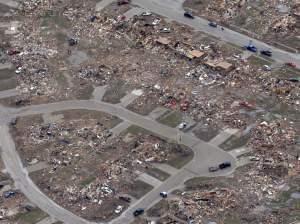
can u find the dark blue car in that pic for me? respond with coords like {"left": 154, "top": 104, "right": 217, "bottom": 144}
{"left": 133, "top": 208, "right": 144, "bottom": 217}
{"left": 244, "top": 45, "right": 257, "bottom": 52}
{"left": 245, "top": 45, "right": 257, "bottom": 52}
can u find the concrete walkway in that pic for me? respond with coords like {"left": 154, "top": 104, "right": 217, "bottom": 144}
{"left": 92, "top": 86, "right": 107, "bottom": 101}
{"left": 152, "top": 163, "right": 178, "bottom": 175}
{"left": 109, "top": 120, "right": 131, "bottom": 137}
{"left": 209, "top": 128, "right": 239, "bottom": 146}
{"left": 137, "top": 172, "right": 162, "bottom": 187}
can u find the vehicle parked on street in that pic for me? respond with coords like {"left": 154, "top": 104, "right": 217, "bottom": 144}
{"left": 219, "top": 162, "right": 231, "bottom": 169}
{"left": 244, "top": 45, "right": 257, "bottom": 52}
{"left": 263, "top": 65, "right": 272, "bottom": 71}
{"left": 133, "top": 208, "right": 144, "bottom": 217}
{"left": 141, "top": 11, "right": 152, "bottom": 16}
{"left": 160, "top": 191, "right": 168, "bottom": 198}
{"left": 208, "top": 166, "right": 219, "bottom": 172}
{"left": 260, "top": 50, "right": 272, "bottom": 57}
{"left": 208, "top": 21, "right": 217, "bottom": 27}
{"left": 184, "top": 11, "right": 194, "bottom": 19}
{"left": 178, "top": 122, "right": 187, "bottom": 130}
{"left": 117, "top": 0, "right": 130, "bottom": 5}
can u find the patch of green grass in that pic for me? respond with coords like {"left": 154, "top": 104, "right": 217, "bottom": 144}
{"left": 76, "top": 84, "right": 94, "bottom": 100}
{"left": 167, "top": 149, "right": 194, "bottom": 169}
{"left": 0, "top": 77, "right": 17, "bottom": 91}
{"left": 102, "top": 80, "right": 131, "bottom": 104}
{"left": 248, "top": 55, "right": 272, "bottom": 67}
{"left": 53, "top": 109, "right": 122, "bottom": 129}
{"left": 124, "top": 125, "right": 154, "bottom": 136}
{"left": 145, "top": 168, "right": 170, "bottom": 181}
{"left": 184, "top": 177, "right": 214, "bottom": 188}
{"left": 147, "top": 199, "right": 169, "bottom": 217}
{"left": 56, "top": 73, "right": 68, "bottom": 85}
{"left": 219, "top": 133, "right": 251, "bottom": 151}
{"left": 224, "top": 215, "right": 241, "bottom": 224}
{"left": 0, "top": 68, "right": 14, "bottom": 80}
{"left": 41, "top": 10, "right": 71, "bottom": 29}
{"left": 14, "top": 208, "right": 48, "bottom": 224}
{"left": 80, "top": 176, "right": 96, "bottom": 186}
{"left": 157, "top": 111, "right": 182, "bottom": 128}
{"left": 128, "top": 180, "right": 153, "bottom": 199}
{"left": 221, "top": 42, "right": 243, "bottom": 56}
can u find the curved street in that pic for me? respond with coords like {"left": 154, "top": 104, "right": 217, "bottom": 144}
{"left": 0, "top": 97, "right": 235, "bottom": 224}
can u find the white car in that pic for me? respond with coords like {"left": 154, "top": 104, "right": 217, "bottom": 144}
{"left": 141, "top": 11, "right": 152, "bottom": 16}
{"left": 178, "top": 122, "right": 187, "bottom": 130}
{"left": 263, "top": 65, "right": 271, "bottom": 71}
{"left": 114, "top": 205, "right": 123, "bottom": 214}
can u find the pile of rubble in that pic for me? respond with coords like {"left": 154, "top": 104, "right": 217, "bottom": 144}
{"left": 15, "top": 118, "right": 113, "bottom": 167}
{"left": 169, "top": 188, "right": 237, "bottom": 222}
{"left": 131, "top": 135, "right": 190, "bottom": 163}
{"left": 77, "top": 64, "right": 115, "bottom": 86}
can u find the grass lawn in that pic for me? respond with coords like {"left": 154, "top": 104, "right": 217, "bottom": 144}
{"left": 157, "top": 111, "right": 182, "bottom": 128}
{"left": 13, "top": 208, "right": 48, "bottom": 224}
{"left": 145, "top": 167, "right": 170, "bottom": 181}
{"left": 128, "top": 180, "right": 153, "bottom": 199}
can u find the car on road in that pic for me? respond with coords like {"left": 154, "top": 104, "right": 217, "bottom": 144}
{"left": 178, "top": 122, "right": 187, "bottom": 130}
{"left": 160, "top": 191, "right": 168, "bottom": 198}
{"left": 184, "top": 11, "right": 194, "bottom": 19}
{"left": 263, "top": 65, "right": 272, "bottom": 71}
{"left": 141, "top": 11, "right": 152, "bottom": 16}
{"left": 133, "top": 208, "right": 144, "bottom": 217}
{"left": 117, "top": 0, "right": 130, "bottom": 5}
{"left": 219, "top": 162, "right": 231, "bottom": 169}
{"left": 208, "top": 21, "right": 217, "bottom": 27}
{"left": 260, "top": 50, "right": 272, "bottom": 57}
{"left": 244, "top": 45, "right": 257, "bottom": 52}
{"left": 208, "top": 166, "right": 219, "bottom": 172}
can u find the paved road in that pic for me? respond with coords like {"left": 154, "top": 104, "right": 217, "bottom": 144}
{"left": 0, "top": 89, "right": 19, "bottom": 99}
{"left": 131, "top": 0, "right": 300, "bottom": 67}
{"left": 9, "top": 99, "right": 235, "bottom": 224}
